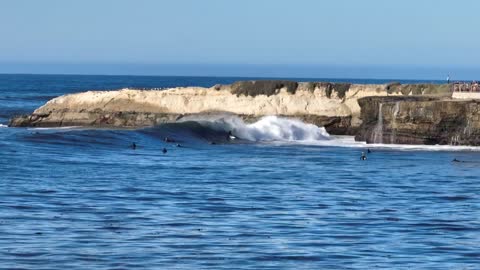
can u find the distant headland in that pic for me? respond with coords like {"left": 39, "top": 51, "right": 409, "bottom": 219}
{"left": 10, "top": 80, "right": 480, "bottom": 146}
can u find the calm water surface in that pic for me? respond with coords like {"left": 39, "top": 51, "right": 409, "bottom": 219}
{"left": 0, "top": 75, "right": 479, "bottom": 269}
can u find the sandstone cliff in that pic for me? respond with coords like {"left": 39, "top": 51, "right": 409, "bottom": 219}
{"left": 9, "top": 80, "right": 452, "bottom": 135}
{"left": 355, "top": 96, "right": 480, "bottom": 145}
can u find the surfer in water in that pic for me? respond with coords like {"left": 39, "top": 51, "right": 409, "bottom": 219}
{"left": 228, "top": 130, "right": 236, "bottom": 141}
{"left": 164, "top": 137, "right": 175, "bottom": 143}
{"left": 131, "top": 142, "right": 137, "bottom": 150}
{"left": 361, "top": 152, "right": 367, "bottom": 160}
{"left": 162, "top": 148, "right": 167, "bottom": 154}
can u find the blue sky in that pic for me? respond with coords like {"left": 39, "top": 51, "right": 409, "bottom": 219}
{"left": 1, "top": 0, "right": 479, "bottom": 79}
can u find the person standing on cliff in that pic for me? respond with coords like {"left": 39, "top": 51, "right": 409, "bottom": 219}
{"left": 447, "top": 74, "right": 450, "bottom": 84}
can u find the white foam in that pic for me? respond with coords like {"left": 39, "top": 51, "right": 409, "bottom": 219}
{"left": 293, "top": 136, "right": 480, "bottom": 152}
{"left": 27, "top": 126, "right": 87, "bottom": 130}
{"left": 26, "top": 126, "right": 87, "bottom": 133}
{"left": 0, "top": 124, "right": 7, "bottom": 128}
{"left": 236, "top": 116, "right": 331, "bottom": 141}
{"left": 180, "top": 115, "right": 331, "bottom": 142}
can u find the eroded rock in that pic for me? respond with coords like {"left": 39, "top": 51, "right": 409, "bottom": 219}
{"left": 355, "top": 96, "right": 480, "bottom": 145}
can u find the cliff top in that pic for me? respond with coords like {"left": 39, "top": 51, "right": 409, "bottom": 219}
{"left": 121, "top": 80, "right": 452, "bottom": 98}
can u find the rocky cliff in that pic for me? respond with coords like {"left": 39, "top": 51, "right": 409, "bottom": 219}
{"left": 355, "top": 96, "right": 480, "bottom": 145}
{"left": 9, "top": 80, "right": 452, "bottom": 135}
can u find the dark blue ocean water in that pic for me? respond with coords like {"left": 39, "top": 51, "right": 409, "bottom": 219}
{"left": 1, "top": 74, "right": 480, "bottom": 269}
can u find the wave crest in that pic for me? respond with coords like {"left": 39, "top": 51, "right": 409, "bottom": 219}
{"left": 180, "top": 115, "right": 331, "bottom": 142}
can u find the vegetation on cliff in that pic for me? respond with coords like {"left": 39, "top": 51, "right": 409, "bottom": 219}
{"left": 231, "top": 80, "right": 299, "bottom": 97}
{"left": 305, "top": 82, "right": 352, "bottom": 98}
{"left": 230, "top": 80, "right": 353, "bottom": 99}
{"left": 386, "top": 83, "right": 451, "bottom": 96}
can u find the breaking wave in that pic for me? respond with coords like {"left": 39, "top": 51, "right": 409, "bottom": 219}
{"left": 19, "top": 115, "right": 480, "bottom": 152}
{"left": 177, "top": 115, "right": 331, "bottom": 142}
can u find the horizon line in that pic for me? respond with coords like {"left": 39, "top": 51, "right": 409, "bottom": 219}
{"left": 0, "top": 62, "right": 475, "bottom": 81}
{"left": 0, "top": 72, "right": 453, "bottom": 83}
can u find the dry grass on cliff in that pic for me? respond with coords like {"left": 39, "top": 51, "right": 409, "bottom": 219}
{"left": 231, "top": 80, "right": 299, "bottom": 97}
{"left": 305, "top": 82, "right": 352, "bottom": 98}
{"left": 231, "top": 80, "right": 353, "bottom": 98}
{"left": 386, "top": 83, "right": 452, "bottom": 96}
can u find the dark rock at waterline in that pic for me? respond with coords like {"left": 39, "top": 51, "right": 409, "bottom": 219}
{"left": 355, "top": 96, "right": 480, "bottom": 145}
{"left": 295, "top": 115, "right": 355, "bottom": 135}
{"left": 9, "top": 112, "right": 184, "bottom": 128}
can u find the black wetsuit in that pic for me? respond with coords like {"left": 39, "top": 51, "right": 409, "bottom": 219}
{"left": 164, "top": 137, "right": 175, "bottom": 143}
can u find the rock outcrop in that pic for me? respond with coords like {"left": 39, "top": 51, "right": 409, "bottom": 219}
{"left": 355, "top": 96, "right": 480, "bottom": 145}
{"left": 9, "top": 80, "right": 452, "bottom": 136}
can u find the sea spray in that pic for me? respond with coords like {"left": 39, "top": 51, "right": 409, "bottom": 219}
{"left": 463, "top": 118, "right": 472, "bottom": 136}
{"left": 373, "top": 103, "right": 383, "bottom": 144}
{"left": 237, "top": 116, "right": 331, "bottom": 141}
{"left": 390, "top": 101, "right": 400, "bottom": 144}
{"left": 178, "top": 115, "right": 331, "bottom": 142}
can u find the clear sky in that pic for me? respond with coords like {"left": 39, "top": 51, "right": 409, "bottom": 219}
{"left": 1, "top": 0, "right": 479, "bottom": 79}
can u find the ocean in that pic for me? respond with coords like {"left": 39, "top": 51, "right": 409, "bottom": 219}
{"left": 1, "top": 74, "right": 479, "bottom": 269}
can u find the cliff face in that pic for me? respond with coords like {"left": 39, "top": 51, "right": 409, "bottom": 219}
{"left": 355, "top": 96, "right": 480, "bottom": 145}
{"left": 9, "top": 80, "right": 452, "bottom": 135}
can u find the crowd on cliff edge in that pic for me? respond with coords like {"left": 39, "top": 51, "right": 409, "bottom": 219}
{"left": 452, "top": 81, "right": 480, "bottom": 92}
